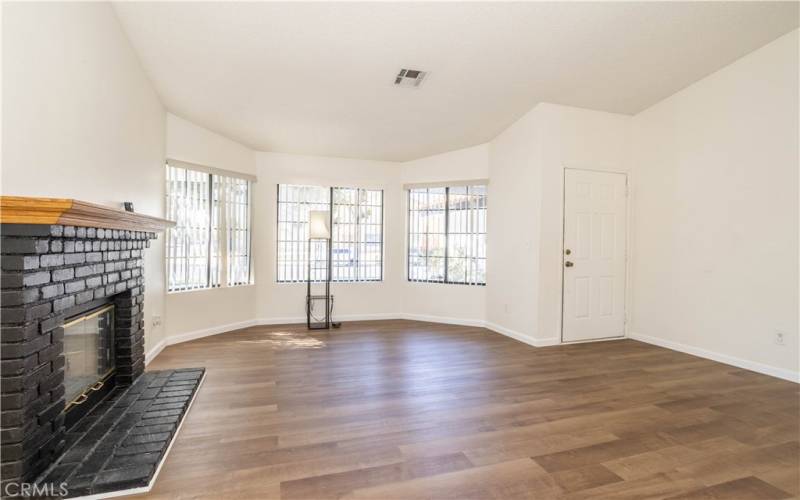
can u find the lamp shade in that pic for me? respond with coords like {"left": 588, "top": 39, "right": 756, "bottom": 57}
{"left": 308, "top": 210, "right": 331, "bottom": 239}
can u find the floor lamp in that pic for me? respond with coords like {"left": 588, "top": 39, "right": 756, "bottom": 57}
{"left": 307, "top": 210, "right": 332, "bottom": 330}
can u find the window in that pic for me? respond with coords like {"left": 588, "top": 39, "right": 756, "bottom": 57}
{"left": 277, "top": 184, "right": 384, "bottom": 283}
{"left": 222, "top": 176, "right": 252, "bottom": 286}
{"left": 408, "top": 185, "right": 486, "bottom": 285}
{"left": 166, "top": 163, "right": 252, "bottom": 292}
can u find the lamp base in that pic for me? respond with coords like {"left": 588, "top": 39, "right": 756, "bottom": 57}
{"left": 306, "top": 294, "right": 334, "bottom": 330}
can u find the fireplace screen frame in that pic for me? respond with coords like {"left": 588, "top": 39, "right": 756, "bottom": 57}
{"left": 63, "top": 303, "right": 116, "bottom": 414}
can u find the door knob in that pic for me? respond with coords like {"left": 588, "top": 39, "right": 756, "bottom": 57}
{"left": 565, "top": 261, "right": 574, "bottom": 267}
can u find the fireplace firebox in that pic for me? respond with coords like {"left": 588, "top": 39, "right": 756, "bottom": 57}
{"left": 63, "top": 303, "right": 117, "bottom": 429}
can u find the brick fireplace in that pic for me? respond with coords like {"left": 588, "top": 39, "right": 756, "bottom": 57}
{"left": 0, "top": 197, "right": 175, "bottom": 491}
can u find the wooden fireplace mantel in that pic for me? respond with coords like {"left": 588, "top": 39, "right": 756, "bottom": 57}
{"left": 0, "top": 196, "right": 175, "bottom": 232}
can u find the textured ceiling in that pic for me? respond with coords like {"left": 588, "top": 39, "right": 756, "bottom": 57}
{"left": 114, "top": 2, "right": 799, "bottom": 161}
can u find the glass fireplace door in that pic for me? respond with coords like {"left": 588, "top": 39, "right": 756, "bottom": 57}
{"left": 64, "top": 304, "right": 115, "bottom": 405}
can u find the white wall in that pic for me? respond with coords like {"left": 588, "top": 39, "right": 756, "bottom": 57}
{"left": 486, "top": 104, "right": 631, "bottom": 345}
{"left": 486, "top": 110, "right": 543, "bottom": 342}
{"left": 534, "top": 104, "right": 631, "bottom": 343}
{"left": 630, "top": 30, "right": 799, "bottom": 381}
{"left": 167, "top": 113, "right": 256, "bottom": 176}
{"left": 401, "top": 144, "right": 490, "bottom": 185}
{"left": 164, "top": 113, "right": 258, "bottom": 340}
{"left": 254, "top": 152, "right": 404, "bottom": 322}
{"left": 1, "top": 2, "right": 168, "bottom": 349}
{"left": 400, "top": 144, "right": 489, "bottom": 324}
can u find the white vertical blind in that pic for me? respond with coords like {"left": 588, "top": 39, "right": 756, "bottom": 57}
{"left": 223, "top": 176, "right": 252, "bottom": 286}
{"left": 166, "top": 164, "right": 252, "bottom": 292}
{"left": 276, "top": 185, "right": 330, "bottom": 282}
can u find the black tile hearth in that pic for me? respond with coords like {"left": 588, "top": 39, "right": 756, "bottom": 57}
{"left": 35, "top": 368, "right": 204, "bottom": 498}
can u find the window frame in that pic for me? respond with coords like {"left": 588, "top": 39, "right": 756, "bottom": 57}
{"left": 406, "top": 185, "right": 487, "bottom": 286}
{"left": 275, "top": 184, "right": 385, "bottom": 284}
{"left": 165, "top": 163, "right": 253, "bottom": 293}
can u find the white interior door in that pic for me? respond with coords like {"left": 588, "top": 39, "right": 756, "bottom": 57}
{"left": 562, "top": 168, "right": 627, "bottom": 342}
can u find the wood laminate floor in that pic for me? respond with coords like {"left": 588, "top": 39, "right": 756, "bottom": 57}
{"left": 132, "top": 320, "right": 799, "bottom": 499}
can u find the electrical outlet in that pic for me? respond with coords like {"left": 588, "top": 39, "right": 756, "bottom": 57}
{"left": 152, "top": 315, "right": 162, "bottom": 328}
{"left": 774, "top": 331, "right": 785, "bottom": 346}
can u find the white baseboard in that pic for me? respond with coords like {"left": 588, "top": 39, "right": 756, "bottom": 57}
{"left": 147, "top": 320, "right": 798, "bottom": 385}
{"left": 402, "top": 313, "right": 486, "bottom": 328}
{"left": 257, "top": 312, "right": 402, "bottom": 325}
{"left": 146, "top": 320, "right": 259, "bottom": 365}
{"left": 483, "top": 321, "right": 559, "bottom": 347}
{"left": 255, "top": 316, "right": 305, "bottom": 325}
{"left": 146, "top": 319, "right": 257, "bottom": 364}
{"left": 146, "top": 314, "right": 561, "bottom": 365}
{"left": 629, "top": 332, "right": 799, "bottom": 384}
{"left": 144, "top": 338, "right": 167, "bottom": 366}
{"left": 167, "top": 319, "right": 259, "bottom": 345}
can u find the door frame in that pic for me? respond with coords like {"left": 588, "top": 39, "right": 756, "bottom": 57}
{"left": 559, "top": 166, "right": 632, "bottom": 344}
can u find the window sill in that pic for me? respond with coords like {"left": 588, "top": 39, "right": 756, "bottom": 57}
{"left": 275, "top": 280, "right": 384, "bottom": 285}
{"left": 167, "top": 283, "right": 255, "bottom": 295}
{"left": 406, "top": 280, "right": 486, "bottom": 287}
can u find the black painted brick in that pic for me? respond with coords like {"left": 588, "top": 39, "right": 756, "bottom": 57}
{"left": 64, "top": 252, "right": 86, "bottom": 265}
{"left": 1, "top": 289, "right": 24, "bottom": 306}
{"left": 1, "top": 224, "right": 54, "bottom": 237}
{"left": 106, "top": 452, "right": 161, "bottom": 470}
{"left": 39, "top": 254, "right": 64, "bottom": 267}
{"left": 2, "top": 271, "right": 24, "bottom": 288}
{"left": 2, "top": 255, "right": 40, "bottom": 271}
{"left": 75, "top": 290, "right": 94, "bottom": 305}
{"left": 39, "top": 315, "right": 63, "bottom": 333}
{"left": 1, "top": 238, "right": 49, "bottom": 254}
{"left": 0, "top": 323, "right": 38, "bottom": 342}
{"left": 64, "top": 279, "right": 86, "bottom": 294}
{"left": 122, "top": 432, "right": 170, "bottom": 446}
{"left": 53, "top": 295, "right": 75, "bottom": 312}
{"left": 51, "top": 327, "right": 64, "bottom": 343}
{"left": 143, "top": 408, "right": 182, "bottom": 418}
{"left": 74, "top": 265, "right": 95, "bottom": 278}
{"left": 38, "top": 342, "right": 63, "bottom": 364}
{"left": 41, "top": 283, "right": 64, "bottom": 299}
{"left": 2, "top": 302, "right": 51, "bottom": 322}
{"left": 51, "top": 268, "right": 74, "bottom": 282}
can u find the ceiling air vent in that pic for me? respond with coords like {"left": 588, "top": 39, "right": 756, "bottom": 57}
{"left": 394, "top": 68, "right": 428, "bottom": 88}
